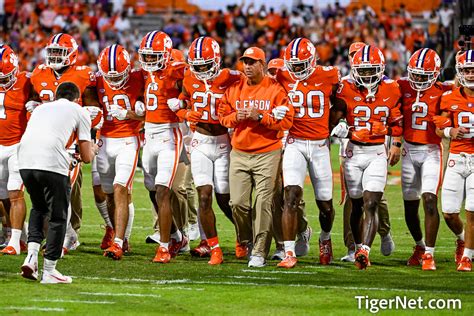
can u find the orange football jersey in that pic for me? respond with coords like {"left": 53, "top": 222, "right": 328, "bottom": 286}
{"left": 30, "top": 64, "right": 96, "bottom": 104}
{"left": 97, "top": 69, "right": 145, "bottom": 138}
{"left": 0, "top": 72, "right": 31, "bottom": 146}
{"left": 182, "top": 68, "right": 243, "bottom": 124}
{"left": 336, "top": 78, "right": 402, "bottom": 144}
{"left": 399, "top": 78, "right": 453, "bottom": 145}
{"left": 278, "top": 66, "right": 340, "bottom": 139}
{"left": 440, "top": 87, "right": 474, "bottom": 154}
{"left": 144, "top": 63, "right": 186, "bottom": 124}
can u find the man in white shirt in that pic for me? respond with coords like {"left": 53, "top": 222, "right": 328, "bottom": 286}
{"left": 18, "top": 82, "right": 98, "bottom": 284}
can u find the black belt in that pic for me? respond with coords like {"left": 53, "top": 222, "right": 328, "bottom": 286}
{"left": 349, "top": 140, "right": 383, "bottom": 147}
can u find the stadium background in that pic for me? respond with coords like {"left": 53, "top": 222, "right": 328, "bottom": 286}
{"left": 0, "top": 0, "right": 473, "bottom": 314}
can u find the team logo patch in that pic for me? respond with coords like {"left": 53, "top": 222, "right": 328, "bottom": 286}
{"left": 191, "top": 139, "right": 199, "bottom": 147}
{"left": 287, "top": 136, "right": 295, "bottom": 144}
{"left": 451, "top": 105, "right": 458, "bottom": 110}
{"left": 469, "top": 103, "right": 473, "bottom": 108}
{"left": 97, "top": 139, "right": 103, "bottom": 147}
{"left": 401, "top": 148, "right": 407, "bottom": 156}
{"left": 193, "top": 84, "right": 200, "bottom": 88}
{"left": 41, "top": 82, "right": 48, "bottom": 87}
{"left": 353, "top": 96, "right": 362, "bottom": 101}
{"left": 448, "top": 159, "right": 455, "bottom": 167}
{"left": 346, "top": 149, "right": 353, "bottom": 158}
{"left": 404, "top": 93, "right": 411, "bottom": 98}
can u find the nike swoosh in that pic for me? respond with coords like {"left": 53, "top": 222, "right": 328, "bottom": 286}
{"left": 430, "top": 95, "right": 439, "bottom": 99}
{"left": 377, "top": 152, "right": 384, "bottom": 155}
{"left": 219, "top": 85, "right": 227, "bottom": 89}
{"left": 125, "top": 142, "right": 133, "bottom": 145}
{"left": 383, "top": 98, "right": 390, "bottom": 102}
{"left": 314, "top": 83, "right": 323, "bottom": 87}
{"left": 159, "top": 76, "right": 166, "bottom": 80}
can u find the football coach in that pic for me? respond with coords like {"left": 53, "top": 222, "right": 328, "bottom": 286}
{"left": 18, "top": 82, "right": 98, "bottom": 284}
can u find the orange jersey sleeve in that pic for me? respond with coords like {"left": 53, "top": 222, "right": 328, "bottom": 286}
{"left": 183, "top": 68, "right": 243, "bottom": 124}
{"left": 144, "top": 63, "right": 185, "bottom": 124}
{"left": 338, "top": 79, "right": 402, "bottom": 144}
{"left": 30, "top": 64, "right": 96, "bottom": 105}
{"left": 440, "top": 88, "right": 474, "bottom": 154}
{"left": 219, "top": 76, "right": 294, "bottom": 153}
{"left": 399, "top": 78, "right": 450, "bottom": 144}
{"left": 97, "top": 69, "right": 145, "bottom": 138}
{"left": 278, "top": 66, "right": 340, "bottom": 140}
{"left": 0, "top": 72, "right": 31, "bottom": 145}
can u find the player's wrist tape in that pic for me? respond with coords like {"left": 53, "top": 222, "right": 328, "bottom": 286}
{"left": 443, "top": 127, "right": 452, "bottom": 139}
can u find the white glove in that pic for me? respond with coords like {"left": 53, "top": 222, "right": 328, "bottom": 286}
{"left": 135, "top": 100, "right": 145, "bottom": 117}
{"left": 167, "top": 98, "right": 181, "bottom": 112}
{"left": 84, "top": 106, "right": 101, "bottom": 120}
{"left": 331, "top": 120, "right": 350, "bottom": 138}
{"left": 25, "top": 100, "right": 41, "bottom": 113}
{"left": 109, "top": 104, "right": 128, "bottom": 120}
{"left": 271, "top": 106, "right": 290, "bottom": 120}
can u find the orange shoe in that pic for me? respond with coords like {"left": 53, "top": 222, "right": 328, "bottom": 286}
{"left": 208, "top": 247, "right": 224, "bottom": 265}
{"left": 421, "top": 253, "right": 436, "bottom": 271}
{"left": 319, "top": 239, "right": 333, "bottom": 265}
{"left": 277, "top": 252, "right": 297, "bottom": 268}
{"left": 20, "top": 240, "right": 27, "bottom": 252}
{"left": 1, "top": 246, "right": 18, "bottom": 255}
{"left": 235, "top": 241, "right": 247, "bottom": 259}
{"left": 457, "top": 256, "right": 472, "bottom": 272}
{"left": 153, "top": 246, "right": 171, "bottom": 263}
{"left": 103, "top": 243, "right": 123, "bottom": 260}
{"left": 455, "top": 240, "right": 465, "bottom": 265}
{"left": 190, "top": 240, "right": 211, "bottom": 257}
{"left": 355, "top": 248, "right": 370, "bottom": 270}
{"left": 123, "top": 239, "right": 131, "bottom": 253}
{"left": 169, "top": 236, "right": 189, "bottom": 258}
{"left": 407, "top": 245, "right": 425, "bottom": 266}
{"left": 100, "top": 226, "right": 115, "bottom": 250}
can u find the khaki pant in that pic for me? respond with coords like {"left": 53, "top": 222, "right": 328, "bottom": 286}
{"left": 230, "top": 149, "right": 281, "bottom": 258}
{"left": 70, "top": 167, "right": 83, "bottom": 233}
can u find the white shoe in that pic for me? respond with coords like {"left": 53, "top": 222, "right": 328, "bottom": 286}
{"left": 295, "top": 227, "right": 312, "bottom": 257}
{"left": 41, "top": 269, "right": 72, "bottom": 284}
{"left": 21, "top": 260, "right": 39, "bottom": 281}
{"left": 340, "top": 250, "right": 355, "bottom": 263}
{"left": 187, "top": 223, "right": 200, "bottom": 241}
{"left": 380, "top": 232, "right": 395, "bottom": 256}
{"left": 271, "top": 248, "right": 285, "bottom": 261}
{"left": 248, "top": 255, "right": 266, "bottom": 268}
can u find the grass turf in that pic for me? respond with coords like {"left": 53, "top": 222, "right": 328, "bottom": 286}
{"left": 0, "top": 144, "right": 473, "bottom": 315}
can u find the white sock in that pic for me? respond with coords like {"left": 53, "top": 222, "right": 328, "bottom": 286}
{"left": 124, "top": 203, "right": 134, "bottom": 240}
{"left": 463, "top": 248, "right": 473, "bottom": 259}
{"left": 283, "top": 241, "right": 296, "bottom": 255}
{"left": 425, "top": 247, "right": 435, "bottom": 255}
{"left": 43, "top": 258, "right": 57, "bottom": 273}
{"left": 171, "top": 230, "right": 182, "bottom": 242}
{"left": 8, "top": 228, "right": 21, "bottom": 251}
{"left": 159, "top": 241, "right": 169, "bottom": 249}
{"left": 361, "top": 245, "right": 371, "bottom": 253}
{"left": 457, "top": 230, "right": 465, "bottom": 241}
{"left": 114, "top": 237, "right": 123, "bottom": 248}
{"left": 319, "top": 230, "right": 331, "bottom": 242}
{"left": 96, "top": 200, "right": 112, "bottom": 228}
{"left": 415, "top": 239, "right": 426, "bottom": 248}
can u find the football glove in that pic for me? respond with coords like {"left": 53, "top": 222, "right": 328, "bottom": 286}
{"left": 134, "top": 100, "right": 145, "bottom": 117}
{"left": 271, "top": 106, "right": 289, "bottom": 120}
{"left": 331, "top": 120, "right": 350, "bottom": 138}
{"left": 25, "top": 100, "right": 41, "bottom": 113}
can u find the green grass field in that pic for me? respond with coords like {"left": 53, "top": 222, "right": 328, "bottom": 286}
{"left": 0, "top": 144, "right": 473, "bottom": 315}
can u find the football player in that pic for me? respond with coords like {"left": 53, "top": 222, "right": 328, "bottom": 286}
{"left": 179, "top": 36, "right": 243, "bottom": 264}
{"left": 277, "top": 37, "right": 340, "bottom": 268}
{"left": 330, "top": 45, "right": 403, "bottom": 269}
{"left": 138, "top": 31, "right": 187, "bottom": 263}
{"left": 398, "top": 48, "right": 452, "bottom": 270}
{"left": 0, "top": 45, "right": 31, "bottom": 255}
{"left": 95, "top": 45, "right": 145, "bottom": 260}
{"left": 434, "top": 50, "right": 474, "bottom": 272}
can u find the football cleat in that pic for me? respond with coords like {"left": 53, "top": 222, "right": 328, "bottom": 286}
{"left": 21, "top": 262, "right": 38, "bottom": 281}
{"left": 208, "top": 247, "right": 224, "bottom": 265}
{"left": 271, "top": 248, "right": 285, "bottom": 261}
{"left": 341, "top": 248, "right": 356, "bottom": 263}
{"left": 455, "top": 240, "right": 465, "bottom": 265}
{"left": 123, "top": 239, "right": 131, "bottom": 254}
{"left": 41, "top": 269, "right": 72, "bottom": 284}
{"left": 355, "top": 248, "right": 370, "bottom": 270}
{"left": 1, "top": 245, "right": 19, "bottom": 255}
{"left": 190, "top": 240, "right": 211, "bottom": 258}
{"left": 100, "top": 226, "right": 115, "bottom": 250}
{"left": 169, "top": 235, "right": 189, "bottom": 258}
{"left": 277, "top": 252, "right": 297, "bottom": 269}
{"left": 20, "top": 240, "right": 27, "bottom": 252}
{"left": 153, "top": 246, "right": 171, "bottom": 263}
{"left": 407, "top": 245, "right": 425, "bottom": 266}
{"left": 457, "top": 256, "right": 472, "bottom": 272}
{"left": 103, "top": 243, "right": 123, "bottom": 260}
{"left": 421, "top": 253, "right": 436, "bottom": 271}
{"left": 235, "top": 241, "right": 248, "bottom": 259}
{"left": 319, "top": 239, "right": 333, "bottom": 265}
{"left": 295, "top": 227, "right": 312, "bottom": 257}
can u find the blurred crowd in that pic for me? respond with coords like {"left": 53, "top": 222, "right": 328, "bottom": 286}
{"left": 0, "top": 1, "right": 457, "bottom": 79}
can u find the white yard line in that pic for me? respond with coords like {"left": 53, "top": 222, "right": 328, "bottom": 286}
{"left": 32, "top": 299, "right": 114, "bottom": 305}
{"left": 2, "top": 306, "right": 65, "bottom": 312}
{"left": 78, "top": 292, "right": 161, "bottom": 298}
